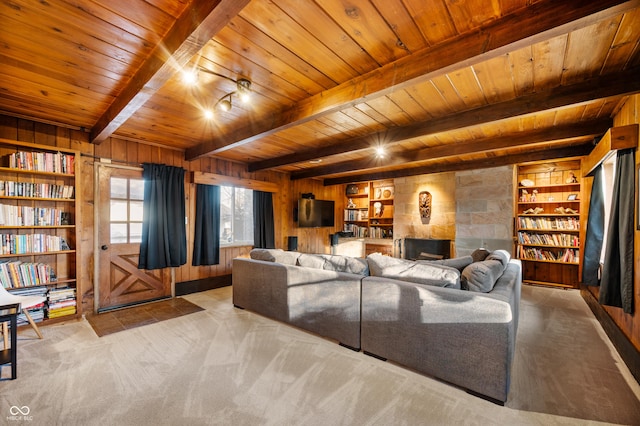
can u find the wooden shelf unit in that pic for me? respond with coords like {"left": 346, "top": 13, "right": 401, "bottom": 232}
{"left": 0, "top": 138, "right": 81, "bottom": 323}
{"left": 514, "top": 159, "right": 584, "bottom": 289}
{"left": 343, "top": 180, "right": 394, "bottom": 240}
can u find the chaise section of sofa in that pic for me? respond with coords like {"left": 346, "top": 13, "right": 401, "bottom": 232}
{"left": 360, "top": 256, "right": 521, "bottom": 403}
{"left": 232, "top": 250, "right": 364, "bottom": 350}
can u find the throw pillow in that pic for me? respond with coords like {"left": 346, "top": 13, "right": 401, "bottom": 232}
{"left": 367, "top": 253, "right": 460, "bottom": 289}
{"left": 250, "top": 248, "right": 278, "bottom": 262}
{"left": 419, "top": 255, "right": 473, "bottom": 272}
{"left": 250, "top": 248, "right": 300, "bottom": 265}
{"left": 471, "top": 248, "right": 491, "bottom": 262}
{"left": 296, "top": 253, "right": 326, "bottom": 269}
{"left": 320, "top": 254, "right": 369, "bottom": 275}
{"left": 462, "top": 259, "right": 505, "bottom": 293}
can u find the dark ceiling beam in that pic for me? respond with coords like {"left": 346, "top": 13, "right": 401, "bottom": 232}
{"left": 90, "top": 0, "right": 251, "bottom": 144}
{"left": 252, "top": 67, "right": 640, "bottom": 171}
{"left": 289, "top": 119, "right": 611, "bottom": 179}
{"left": 185, "top": 0, "right": 639, "bottom": 160}
{"left": 323, "top": 144, "right": 594, "bottom": 186}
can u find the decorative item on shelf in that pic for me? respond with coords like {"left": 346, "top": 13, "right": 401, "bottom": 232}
{"left": 566, "top": 172, "right": 578, "bottom": 184}
{"left": 523, "top": 207, "right": 544, "bottom": 214}
{"left": 373, "top": 202, "right": 383, "bottom": 217}
{"left": 555, "top": 207, "right": 579, "bottom": 214}
{"left": 530, "top": 189, "right": 538, "bottom": 202}
{"left": 346, "top": 198, "right": 356, "bottom": 208}
{"left": 346, "top": 184, "right": 359, "bottom": 195}
{"left": 520, "top": 189, "right": 529, "bottom": 202}
{"left": 419, "top": 191, "right": 432, "bottom": 220}
{"left": 567, "top": 194, "right": 578, "bottom": 201}
{"left": 520, "top": 179, "right": 535, "bottom": 187}
{"left": 382, "top": 187, "right": 393, "bottom": 199}
{"left": 374, "top": 188, "right": 382, "bottom": 199}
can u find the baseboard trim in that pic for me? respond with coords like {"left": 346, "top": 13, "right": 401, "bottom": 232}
{"left": 176, "top": 275, "right": 231, "bottom": 296}
{"left": 581, "top": 286, "right": 640, "bottom": 384}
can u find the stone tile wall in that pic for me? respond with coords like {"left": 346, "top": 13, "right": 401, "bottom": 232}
{"left": 392, "top": 165, "right": 514, "bottom": 257}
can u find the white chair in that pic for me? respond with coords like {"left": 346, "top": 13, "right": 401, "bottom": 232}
{"left": 0, "top": 285, "right": 45, "bottom": 347}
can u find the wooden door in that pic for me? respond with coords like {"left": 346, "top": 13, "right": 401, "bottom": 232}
{"left": 96, "top": 165, "right": 171, "bottom": 312}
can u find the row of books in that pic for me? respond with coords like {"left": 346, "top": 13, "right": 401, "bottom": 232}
{"left": 517, "top": 246, "right": 580, "bottom": 263}
{"left": 343, "top": 223, "right": 368, "bottom": 238}
{"left": 518, "top": 216, "right": 579, "bottom": 230}
{"left": 344, "top": 208, "right": 368, "bottom": 221}
{"left": 369, "top": 227, "right": 392, "bottom": 239}
{"left": 0, "top": 260, "right": 57, "bottom": 288}
{"left": 10, "top": 286, "right": 76, "bottom": 322}
{"left": 0, "top": 181, "right": 74, "bottom": 199}
{"left": 517, "top": 232, "right": 580, "bottom": 247}
{"left": 0, "top": 233, "right": 71, "bottom": 255}
{"left": 5, "top": 151, "right": 75, "bottom": 174}
{"left": 0, "top": 203, "right": 68, "bottom": 226}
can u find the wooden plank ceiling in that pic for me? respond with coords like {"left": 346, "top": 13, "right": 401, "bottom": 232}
{"left": 1, "top": 0, "right": 639, "bottom": 184}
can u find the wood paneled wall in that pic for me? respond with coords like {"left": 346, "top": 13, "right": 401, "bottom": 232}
{"left": 0, "top": 113, "right": 334, "bottom": 314}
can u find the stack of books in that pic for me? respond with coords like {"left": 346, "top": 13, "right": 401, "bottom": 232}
{"left": 47, "top": 287, "right": 77, "bottom": 319}
{"left": 11, "top": 286, "right": 47, "bottom": 324}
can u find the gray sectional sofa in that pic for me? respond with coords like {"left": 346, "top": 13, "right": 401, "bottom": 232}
{"left": 232, "top": 247, "right": 522, "bottom": 403}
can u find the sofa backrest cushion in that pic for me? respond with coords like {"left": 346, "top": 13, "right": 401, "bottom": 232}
{"left": 462, "top": 257, "right": 507, "bottom": 293}
{"left": 366, "top": 253, "right": 460, "bottom": 288}
{"left": 418, "top": 255, "right": 473, "bottom": 272}
{"left": 485, "top": 249, "right": 511, "bottom": 268}
{"left": 297, "top": 253, "right": 369, "bottom": 275}
{"left": 250, "top": 248, "right": 300, "bottom": 265}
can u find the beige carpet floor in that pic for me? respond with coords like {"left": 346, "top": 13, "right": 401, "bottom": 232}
{"left": 1, "top": 285, "right": 639, "bottom": 425}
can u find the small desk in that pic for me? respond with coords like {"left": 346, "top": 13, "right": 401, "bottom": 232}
{"left": 0, "top": 303, "right": 21, "bottom": 380}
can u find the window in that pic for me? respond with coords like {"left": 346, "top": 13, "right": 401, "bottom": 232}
{"left": 599, "top": 155, "right": 616, "bottom": 263}
{"left": 220, "top": 186, "right": 253, "bottom": 246}
{"left": 110, "top": 177, "right": 144, "bottom": 244}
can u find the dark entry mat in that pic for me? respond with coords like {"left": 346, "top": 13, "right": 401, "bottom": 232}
{"left": 87, "top": 298, "right": 204, "bottom": 337}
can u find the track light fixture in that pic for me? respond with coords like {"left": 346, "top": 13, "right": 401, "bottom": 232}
{"left": 182, "top": 66, "right": 252, "bottom": 117}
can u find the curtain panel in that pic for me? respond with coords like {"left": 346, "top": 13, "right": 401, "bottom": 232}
{"left": 192, "top": 184, "right": 220, "bottom": 266}
{"left": 138, "top": 163, "right": 187, "bottom": 270}
{"left": 582, "top": 166, "right": 605, "bottom": 286}
{"left": 599, "top": 148, "right": 636, "bottom": 314}
{"left": 253, "top": 191, "right": 275, "bottom": 249}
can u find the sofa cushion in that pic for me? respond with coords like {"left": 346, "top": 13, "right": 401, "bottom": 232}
{"left": 250, "top": 248, "right": 300, "bottom": 265}
{"left": 367, "top": 253, "right": 460, "bottom": 288}
{"left": 419, "top": 255, "right": 473, "bottom": 272}
{"left": 471, "top": 248, "right": 491, "bottom": 262}
{"left": 486, "top": 249, "right": 511, "bottom": 268}
{"left": 297, "top": 253, "right": 369, "bottom": 275}
{"left": 462, "top": 259, "right": 505, "bottom": 293}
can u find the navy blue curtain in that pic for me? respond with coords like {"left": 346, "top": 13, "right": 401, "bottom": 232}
{"left": 138, "top": 163, "right": 187, "bottom": 270}
{"left": 253, "top": 191, "right": 275, "bottom": 248}
{"left": 599, "top": 149, "right": 635, "bottom": 314}
{"left": 192, "top": 184, "right": 220, "bottom": 266}
{"left": 582, "top": 166, "right": 604, "bottom": 286}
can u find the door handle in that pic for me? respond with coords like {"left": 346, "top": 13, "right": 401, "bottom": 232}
{"left": 101, "top": 245, "right": 108, "bottom": 251}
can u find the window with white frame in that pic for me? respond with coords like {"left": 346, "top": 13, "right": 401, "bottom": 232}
{"left": 220, "top": 185, "right": 253, "bottom": 246}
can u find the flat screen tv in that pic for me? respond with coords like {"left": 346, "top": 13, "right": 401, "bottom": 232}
{"left": 297, "top": 198, "right": 335, "bottom": 228}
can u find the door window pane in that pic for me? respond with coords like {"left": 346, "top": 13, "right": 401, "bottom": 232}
{"left": 110, "top": 177, "right": 144, "bottom": 244}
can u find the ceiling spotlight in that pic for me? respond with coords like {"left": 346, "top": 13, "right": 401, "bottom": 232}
{"left": 376, "top": 147, "right": 386, "bottom": 158}
{"left": 182, "top": 69, "right": 198, "bottom": 85}
{"left": 186, "top": 66, "right": 253, "bottom": 114}
{"left": 204, "top": 109, "right": 214, "bottom": 120}
{"left": 216, "top": 94, "right": 232, "bottom": 112}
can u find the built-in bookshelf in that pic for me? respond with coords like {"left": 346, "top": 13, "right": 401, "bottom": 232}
{"left": 514, "top": 158, "right": 583, "bottom": 288}
{"left": 343, "top": 180, "right": 394, "bottom": 240}
{"left": 0, "top": 138, "right": 80, "bottom": 323}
